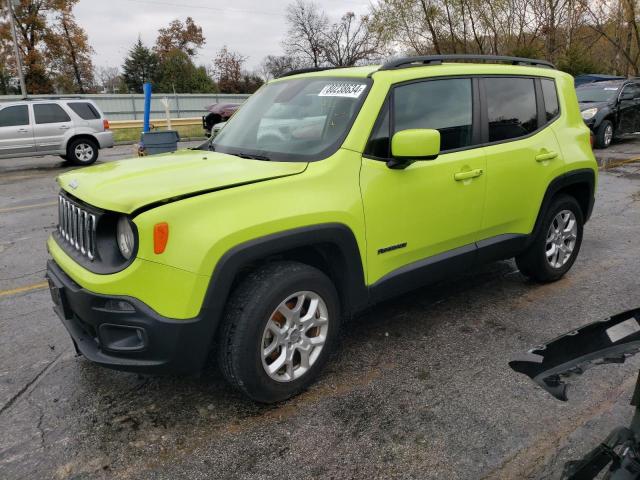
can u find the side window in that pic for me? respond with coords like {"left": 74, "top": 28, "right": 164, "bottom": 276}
{"left": 0, "top": 105, "right": 29, "bottom": 127}
{"left": 541, "top": 79, "right": 559, "bottom": 122}
{"left": 621, "top": 84, "right": 640, "bottom": 100}
{"left": 33, "top": 103, "right": 71, "bottom": 124}
{"left": 394, "top": 78, "right": 473, "bottom": 151}
{"left": 485, "top": 77, "right": 537, "bottom": 142}
{"left": 67, "top": 102, "right": 100, "bottom": 120}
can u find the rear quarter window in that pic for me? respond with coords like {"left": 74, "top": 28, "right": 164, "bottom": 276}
{"left": 541, "top": 79, "right": 560, "bottom": 121}
{"left": 67, "top": 102, "right": 101, "bottom": 120}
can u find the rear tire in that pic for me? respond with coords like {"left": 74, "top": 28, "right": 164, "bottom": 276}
{"left": 67, "top": 138, "right": 99, "bottom": 166}
{"left": 516, "top": 194, "right": 584, "bottom": 283}
{"left": 217, "top": 261, "right": 340, "bottom": 403}
{"left": 595, "top": 120, "right": 614, "bottom": 149}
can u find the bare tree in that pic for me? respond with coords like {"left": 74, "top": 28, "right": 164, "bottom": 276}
{"left": 323, "top": 12, "right": 383, "bottom": 66}
{"left": 260, "top": 55, "right": 300, "bottom": 80}
{"left": 284, "top": 0, "right": 328, "bottom": 67}
{"left": 95, "top": 65, "right": 121, "bottom": 93}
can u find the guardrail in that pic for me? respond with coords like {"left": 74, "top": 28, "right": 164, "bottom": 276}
{"left": 110, "top": 117, "right": 202, "bottom": 130}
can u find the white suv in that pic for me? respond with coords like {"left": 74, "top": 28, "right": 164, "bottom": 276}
{"left": 0, "top": 99, "right": 114, "bottom": 165}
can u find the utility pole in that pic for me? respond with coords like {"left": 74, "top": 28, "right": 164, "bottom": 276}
{"left": 6, "top": 0, "right": 27, "bottom": 98}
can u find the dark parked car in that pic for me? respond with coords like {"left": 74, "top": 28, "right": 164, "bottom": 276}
{"left": 202, "top": 103, "right": 241, "bottom": 136}
{"left": 574, "top": 73, "right": 625, "bottom": 86}
{"left": 577, "top": 79, "right": 640, "bottom": 148}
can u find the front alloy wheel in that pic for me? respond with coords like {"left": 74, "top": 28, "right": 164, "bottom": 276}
{"left": 261, "top": 291, "right": 329, "bottom": 382}
{"left": 217, "top": 261, "right": 340, "bottom": 403}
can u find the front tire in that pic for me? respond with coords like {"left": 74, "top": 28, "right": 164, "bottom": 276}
{"left": 217, "top": 261, "right": 340, "bottom": 403}
{"left": 595, "top": 120, "right": 614, "bottom": 149}
{"left": 516, "top": 194, "right": 584, "bottom": 283}
{"left": 67, "top": 138, "right": 99, "bottom": 166}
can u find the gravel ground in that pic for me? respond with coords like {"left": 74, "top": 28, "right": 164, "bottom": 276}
{"left": 1, "top": 139, "right": 639, "bottom": 479}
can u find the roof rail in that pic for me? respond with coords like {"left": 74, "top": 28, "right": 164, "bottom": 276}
{"left": 16, "top": 96, "right": 84, "bottom": 101}
{"left": 278, "top": 66, "right": 355, "bottom": 78}
{"left": 379, "top": 55, "right": 556, "bottom": 71}
{"left": 278, "top": 67, "right": 334, "bottom": 78}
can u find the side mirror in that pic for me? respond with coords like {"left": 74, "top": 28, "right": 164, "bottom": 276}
{"left": 388, "top": 129, "right": 440, "bottom": 169}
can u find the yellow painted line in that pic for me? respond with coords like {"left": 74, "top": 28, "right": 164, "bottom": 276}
{"left": 0, "top": 201, "right": 57, "bottom": 213}
{"left": 0, "top": 281, "right": 48, "bottom": 297}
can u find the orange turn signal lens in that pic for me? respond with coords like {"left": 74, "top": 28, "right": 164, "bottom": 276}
{"left": 103, "top": 119, "right": 110, "bottom": 130}
{"left": 153, "top": 222, "right": 169, "bottom": 254}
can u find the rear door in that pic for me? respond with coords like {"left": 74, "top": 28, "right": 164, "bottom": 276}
{"left": 0, "top": 104, "right": 34, "bottom": 158}
{"left": 478, "top": 76, "right": 565, "bottom": 241}
{"left": 33, "top": 103, "right": 72, "bottom": 154}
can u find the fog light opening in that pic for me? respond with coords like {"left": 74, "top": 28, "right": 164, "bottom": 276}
{"left": 99, "top": 324, "right": 147, "bottom": 352}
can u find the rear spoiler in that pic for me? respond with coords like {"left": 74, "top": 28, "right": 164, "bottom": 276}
{"left": 510, "top": 308, "right": 640, "bottom": 401}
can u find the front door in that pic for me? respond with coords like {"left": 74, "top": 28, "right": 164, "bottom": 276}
{"left": 0, "top": 104, "right": 34, "bottom": 158}
{"left": 360, "top": 77, "right": 487, "bottom": 286}
{"left": 617, "top": 83, "right": 640, "bottom": 135}
{"left": 33, "top": 103, "right": 72, "bottom": 154}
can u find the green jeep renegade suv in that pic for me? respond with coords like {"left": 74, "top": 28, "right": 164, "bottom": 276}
{"left": 46, "top": 55, "right": 597, "bottom": 402}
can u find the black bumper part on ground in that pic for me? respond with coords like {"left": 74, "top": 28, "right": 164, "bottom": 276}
{"left": 46, "top": 260, "right": 211, "bottom": 374}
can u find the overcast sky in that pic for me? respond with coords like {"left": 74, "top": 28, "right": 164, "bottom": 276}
{"left": 74, "top": 0, "right": 373, "bottom": 72}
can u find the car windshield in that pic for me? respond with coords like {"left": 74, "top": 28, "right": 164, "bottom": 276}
{"left": 206, "top": 77, "right": 370, "bottom": 161}
{"left": 576, "top": 84, "right": 620, "bottom": 103}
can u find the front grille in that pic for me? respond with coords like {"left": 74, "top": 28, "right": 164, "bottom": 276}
{"left": 58, "top": 194, "right": 97, "bottom": 260}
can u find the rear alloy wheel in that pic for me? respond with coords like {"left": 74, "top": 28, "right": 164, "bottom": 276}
{"left": 217, "top": 261, "right": 340, "bottom": 403}
{"left": 516, "top": 194, "right": 584, "bottom": 283}
{"left": 67, "top": 138, "right": 99, "bottom": 166}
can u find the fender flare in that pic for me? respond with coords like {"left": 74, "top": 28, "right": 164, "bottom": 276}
{"left": 196, "top": 223, "right": 368, "bottom": 351}
{"left": 529, "top": 168, "right": 596, "bottom": 244}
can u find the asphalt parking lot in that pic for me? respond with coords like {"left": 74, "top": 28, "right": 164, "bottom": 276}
{"left": 1, "top": 139, "right": 640, "bottom": 480}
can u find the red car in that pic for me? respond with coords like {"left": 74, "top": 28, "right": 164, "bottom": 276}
{"left": 202, "top": 103, "right": 241, "bottom": 136}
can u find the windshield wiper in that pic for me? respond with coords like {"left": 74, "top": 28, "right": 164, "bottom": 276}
{"left": 235, "top": 152, "right": 272, "bottom": 161}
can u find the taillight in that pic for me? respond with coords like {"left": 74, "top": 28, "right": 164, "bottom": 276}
{"left": 103, "top": 119, "right": 110, "bottom": 130}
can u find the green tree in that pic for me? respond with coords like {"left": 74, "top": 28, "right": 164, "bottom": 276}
{"left": 122, "top": 38, "right": 158, "bottom": 93}
{"left": 155, "top": 49, "right": 216, "bottom": 93}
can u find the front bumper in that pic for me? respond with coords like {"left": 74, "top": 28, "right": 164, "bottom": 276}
{"left": 46, "top": 259, "right": 211, "bottom": 374}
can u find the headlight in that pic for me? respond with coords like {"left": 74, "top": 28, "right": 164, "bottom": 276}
{"left": 116, "top": 216, "right": 135, "bottom": 260}
{"left": 581, "top": 108, "right": 598, "bottom": 120}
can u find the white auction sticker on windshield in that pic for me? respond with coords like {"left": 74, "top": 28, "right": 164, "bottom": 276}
{"left": 318, "top": 83, "right": 367, "bottom": 98}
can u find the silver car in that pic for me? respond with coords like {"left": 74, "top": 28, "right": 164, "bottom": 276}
{"left": 0, "top": 99, "right": 114, "bottom": 165}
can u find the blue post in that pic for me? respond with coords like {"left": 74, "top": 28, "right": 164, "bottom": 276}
{"left": 143, "top": 82, "right": 152, "bottom": 133}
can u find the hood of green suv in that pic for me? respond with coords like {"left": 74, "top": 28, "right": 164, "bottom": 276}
{"left": 57, "top": 149, "right": 308, "bottom": 214}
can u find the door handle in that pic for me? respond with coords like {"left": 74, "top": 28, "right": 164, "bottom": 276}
{"left": 17, "top": 128, "right": 29, "bottom": 133}
{"left": 535, "top": 150, "right": 558, "bottom": 162}
{"left": 454, "top": 168, "right": 483, "bottom": 181}
{"left": 59, "top": 125, "right": 70, "bottom": 130}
